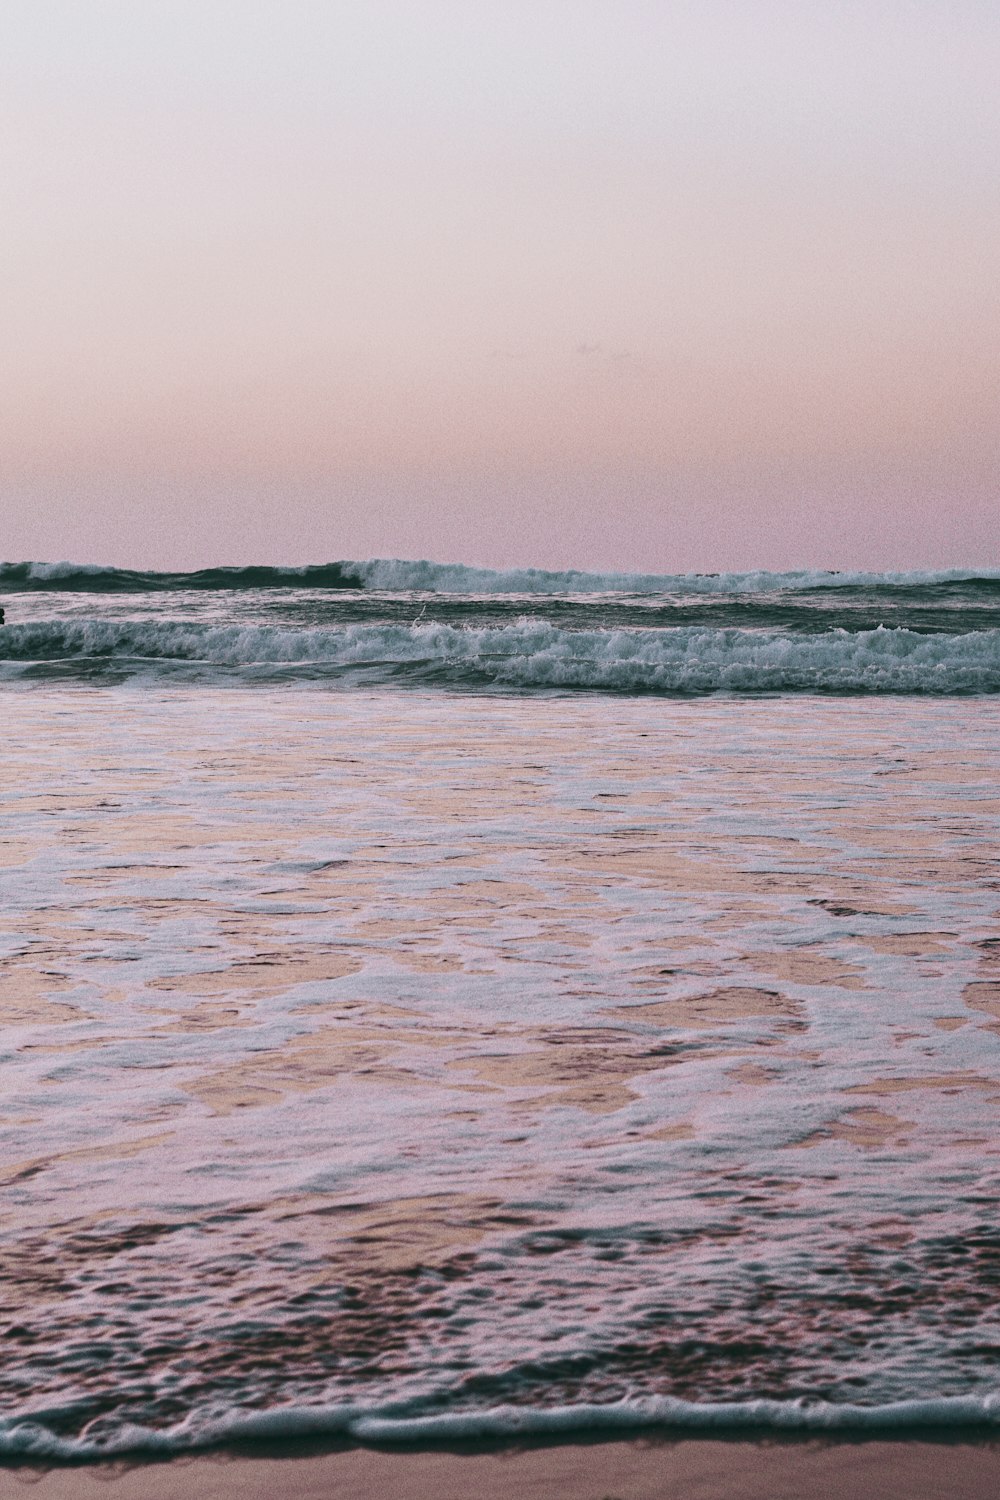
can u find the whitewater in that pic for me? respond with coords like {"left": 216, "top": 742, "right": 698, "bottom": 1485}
{"left": 2, "top": 558, "right": 1000, "bottom": 693}
{"left": 2, "top": 560, "right": 1000, "bottom": 1461}
{"left": 4, "top": 557, "right": 1000, "bottom": 594}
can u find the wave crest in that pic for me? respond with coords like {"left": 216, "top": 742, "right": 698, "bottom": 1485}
{"left": 3, "top": 618, "right": 999, "bottom": 694}
{"left": 3, "top": 1392, "right": 1000, "bottom": 1460}
{"left": 4, "top": 558, "right": 1000, "bottom": 596}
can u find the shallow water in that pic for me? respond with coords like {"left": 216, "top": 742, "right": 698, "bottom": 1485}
{"left": 2, "top": 686, "right": 1000, "bottom": 1455}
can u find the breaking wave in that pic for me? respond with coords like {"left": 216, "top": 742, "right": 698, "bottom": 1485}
{"left": 2, "top": 618, "right": 999, "bottom": 693}
{"left": 3, "top": 1392, "right": 1000, "bottom": 1460}
{"left": 3, "top": 558, "right": 1000, "bottom": 596}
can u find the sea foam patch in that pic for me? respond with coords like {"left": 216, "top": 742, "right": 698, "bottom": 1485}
{"left": 2, "top": 688, "right": 1000, "bottom": 1453}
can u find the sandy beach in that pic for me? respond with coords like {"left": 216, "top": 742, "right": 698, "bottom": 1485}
{"left": 3, "top": 1441, "right": 1000, "bottom": 1500}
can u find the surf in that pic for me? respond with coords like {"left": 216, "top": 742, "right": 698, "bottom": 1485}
{"left": 4, "top": 558, "right": 1000, "bottom": 597}
{"left": 2, "top": 617, "right": 999, "bottom": 694}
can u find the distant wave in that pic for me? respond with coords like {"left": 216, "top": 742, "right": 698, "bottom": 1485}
{"left": 3, "top": 618, "right": 999, "bottom": 693}
{"left": 3, "top": 558, "right": 1000, "bottom": 596}
{"left": 3, "top": 1392, "right": 1000, "bottom": 1459}
{"left": 0, "top": 561, "right": 366, "bottom": 592}
{"left": 350, "top": 559, "right": 1000, "bottom": 598}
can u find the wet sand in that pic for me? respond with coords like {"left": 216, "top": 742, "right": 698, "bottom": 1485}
{"left": 2, "top": 1441, "right": 1000, "bottom": 1500}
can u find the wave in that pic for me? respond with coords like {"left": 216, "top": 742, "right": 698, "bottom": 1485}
{"left": 3, "top": 558, "right": 1000, "bottom": 596}
{"left": 3, "top": 1392, "right": 1000, "bottom": 1460}
{"left": 0, "top": 561, "right": 366, "bottom": 592}
{"left": 3, "top": 618, "right": 999, "bottom": 693}
{"left": 350, "top": 559, "right": 1000, "bottom": 598}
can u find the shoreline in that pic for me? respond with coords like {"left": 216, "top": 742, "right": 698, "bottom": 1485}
{"left": 3, "top": 1438, "right": 1000, "bottom": 1500}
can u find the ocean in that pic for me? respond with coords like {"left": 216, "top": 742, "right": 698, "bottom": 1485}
{"left": 2, "top": 559, "right": 1000, "bottom": 1459}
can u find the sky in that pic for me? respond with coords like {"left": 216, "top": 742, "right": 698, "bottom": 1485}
{"left": 2, "top": 0, "right": 998, "bottom": 572}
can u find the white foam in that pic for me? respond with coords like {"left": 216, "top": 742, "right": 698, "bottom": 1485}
{"left": 23, "top": 560, "right": 107, "bottom": 580}
{"left": 3, "top": 618, "right": 999, "bottom": 693}
{"left": 347, "top": 559, "right": 1000, "bottom": 596}
{"left": 4, "top": 689, "right": 1000, "bottom": 1456}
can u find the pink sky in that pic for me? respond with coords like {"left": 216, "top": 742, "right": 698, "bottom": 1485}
{"left": 3, "top": 1, "right": 998, "bottom": 571}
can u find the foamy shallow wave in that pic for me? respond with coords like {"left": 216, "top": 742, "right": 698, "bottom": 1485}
{"left": 3, "top": 558, "right": 1000, "bottom": 595}
{"left": 4, "top": 1394, "right": 1000, "bottom": 1460}
{"left": 2, "top": 617, "right": 999, "bottom": 693}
